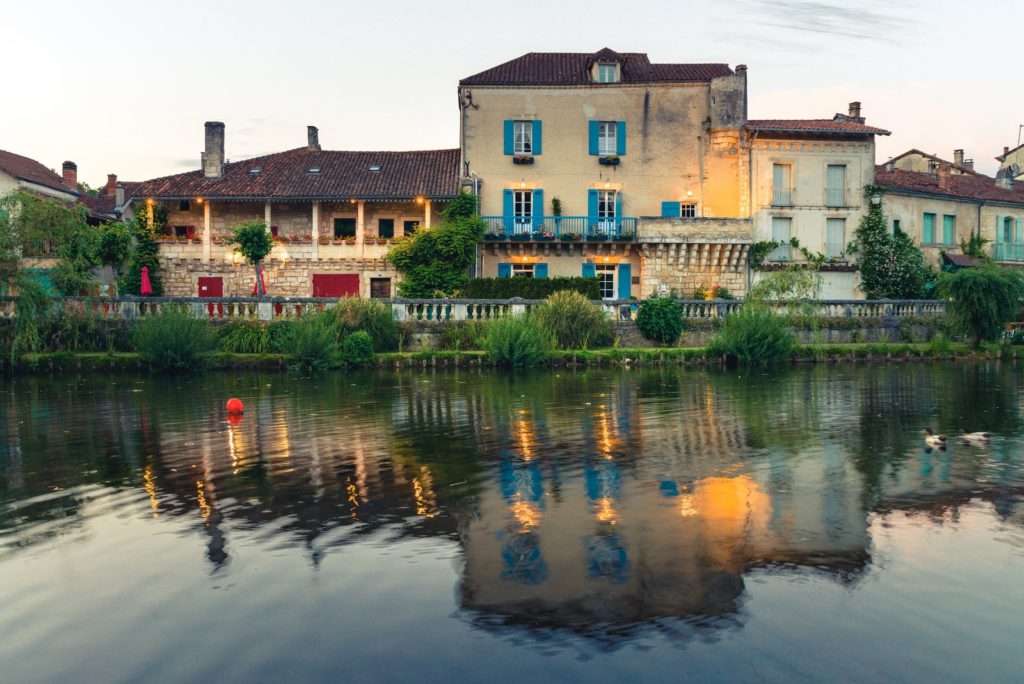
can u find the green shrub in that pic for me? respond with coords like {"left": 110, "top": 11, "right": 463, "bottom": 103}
{"left": 531, "top": 290, "right": 613, "bottom": 349}
{"left": 43, "top": 305, "right": 131, "bottom": 352}
{"left": 636, "top": 295, "right": 684, "bottom": 345}
{"left": 438, "top": 320, "right": 488, "bottom": 350}
{"left": 938, "top": 265, "right": 1024, "bottom": 346}
{"left": 331, "top": 298, "right": 400, "bottom": 351}
{"left": 285, "top": 316, "right": 339, "bottom": 373}
{"left": 462, "top": 277, "right": 600, "bottom": 300}
{"left": 219, "top": 320, "right": 270, "bottom": 354}
{"left": 132, "top": 306, "right": 216, "bottom": 371}
{"left": 484, "top": 316, "right": 553, "bottom": 367}
{"left": 340, "top": 330, "right": 375, "bottom": 366}
{"left": 266, "top": 320, "right": 297, "bottom": 352}
{"left": 708, "top": 305, "right": 796, "bottom": 367}
{"left": 928, "top": 332, "right": 952, "bottom": 353}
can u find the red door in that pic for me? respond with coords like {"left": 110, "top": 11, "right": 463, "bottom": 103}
{"left": 198, "top": 277, "right": 224, "bottom": 317}
{"left": 312, "top": 274, "right": 360, "bottom": 298}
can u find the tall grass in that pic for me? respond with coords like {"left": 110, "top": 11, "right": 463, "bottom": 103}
{"left": 132, "top": 306, "right": 217, "bottom": 371}
{"left": 531, "top": 291, "right": 613, "bottom": 350}
{"left": 484, "top": 316, "right": 553, "bottom": 367}
{"left": 285, "top": 315, "right": 339, "bottom": 373}
{"left": 707, "top": 305, "right": 796, "bottom": 368}
{"left": 218, "top": 320, "right": 270, "bottom": 354}
{"left": 331, "top": 298, "right": 401, "bottom": 351}
{"left": 438, "top": 320, "right": 488, "bottom": 350}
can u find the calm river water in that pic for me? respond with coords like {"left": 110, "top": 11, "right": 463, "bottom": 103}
{"left": 1, "top": 364, "right": 1023, "bottom": 683}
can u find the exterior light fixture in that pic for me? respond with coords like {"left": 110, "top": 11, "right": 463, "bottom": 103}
{"left": 146, "top": 198, "right": 154, "bottom": 206}
{"left": 871, "top": 193, "right": 882, "bottom": 206}
{"left": 604, "top": 181, "right": 611, "bottom": 189}
{"left": 686, "top": 190, "right": 694, "bottom": 197}
{"left": 519, "top": 181, "right": 526, "bottom": 189}
{"left": 195, "top": 197, "right": 203, "bottom": 204}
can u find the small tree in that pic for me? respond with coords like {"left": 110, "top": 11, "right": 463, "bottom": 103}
{"left": 847, "top": 185, "right": 932, "bottom": 299}
{"left": 938, "top": 265, "right": 1024, "bottom": 346}
{"left": 230, "top": 220, "right": 273, "bottom": 295}
{"left": 636, "top": 294, "right": 684, "bottom": 345}
{"left": 120, "top": 213, "right": 164, "bottom": 296}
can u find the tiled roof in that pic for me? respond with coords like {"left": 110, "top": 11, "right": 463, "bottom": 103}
{"left": 745, "top": 119, "right": 890, "bottom": 136}
{"left": 876, "top": 167, "right": 1024, "bottom": 206}
{"left": 942, "top": 253, "right": 981, "bottom": 268}
{"left": 77, "top": 182, "right": 142, "bottom": 218}
{"left": 996, "top": 143, "right": 1024, "bottom": 162}
{"left": 0, "top": 149, "right": 77, "bottom": 195}
{"left": 888, "top": 148, "right": 981, "bottom": 176}
{"left": 130, "top": 148, "right": 461, "bottom": 201}
{"left": 460, "top": 50, "right": 733, "bottom": 86}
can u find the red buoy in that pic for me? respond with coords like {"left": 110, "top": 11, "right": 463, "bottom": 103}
{"left": 226, "top": 398, "right": 244, "bottom": 414}
{"left": 227, "top": 413, "right": 244, "bottom": 427}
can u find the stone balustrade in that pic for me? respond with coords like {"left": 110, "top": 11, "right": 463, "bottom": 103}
{"left": 0, "top": 296, "right": 948, "bottom": 323}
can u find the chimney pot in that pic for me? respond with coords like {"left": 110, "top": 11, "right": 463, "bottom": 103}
{"left": 115, "top": 182, "right": 125, "bottom": 210}
{"left": 1005, "top": 146, "right": 1011, "bottom": 156}
{"left": 307, "top": 125, "right": 320, "bottom": 151}
{"left": 62, "top": 161, "right": 78, "bottom": 190}
{"left": 938, "top": 163, "right": 952, "bottom": 189}
{"left": 953, "top": 149, "right": 964, "bottom": 166}
{"left": 997, "top": 167, "right": 1014, "bottom": 190}
{"left": 848, "top": 101, "right": 862, "bottom": 120}
{"left": 202, "top": 121, "right": 225, "bottom": 179}
{"left": 735, "top": 64, "right": 747, "bottom": 73}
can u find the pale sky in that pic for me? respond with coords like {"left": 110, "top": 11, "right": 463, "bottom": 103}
{"left": 4, "top": 0, "right": 1022, "bottom": 186}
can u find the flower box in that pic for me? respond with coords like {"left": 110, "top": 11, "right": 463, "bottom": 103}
{"left": 318, "top": 237, "right": 331, "bottom": 245}
{"left": 388, "top": 238, "right": 399, "bottom": 244}
{"left": 344, "top": 238, "right": 357, "bottom": 245}
{"left": 586, "top": 235, "right": 609, "bottom": 242}
{"left": 612, "top": 235, "right": 632, "bottom": 242}
{"left": 510, "top": 233, "right": 531, "bottom": 242}
{"left": 512, "top": 155, "right": 534, "bottom": 165}
{"left": 191, "top": 237, "right": 203, "bottom": 245}
{"left": 560, "top": 233, "right": 581, "bottom": 242}
{"left": 598, "top": 156, "right": 620, "bottom": 166}
{"left": 331, "top": 239, "right": 345, "bottom": 245}
{"left": 484, "top": 233, "right": 505, "bottom": 241}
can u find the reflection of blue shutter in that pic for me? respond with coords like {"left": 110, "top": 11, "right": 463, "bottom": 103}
{"left": 661, "top": 201, "right": 680, "bottom": 217}
{"left": 498, "top": 262, "right": 512, "bottom": 278}
{"left": 589, "top": 121, "right": 599, "bottom": 155}
{"left": 533, "top": 189, "right": 544, "bottom": 223}
{"left": 616, "top": 121, "right": 626, "bottom": 155}
{"left": 503, "top": 120, "right": 514, "bottom": 155}
{"left": 588, "top": 189, "right": 598, "bottom": 221}
{"left": 535, "top": 263, "right": 548, "bottom": 278}
{"left": 503, "top": 189, "right": 513, "bottom": 231}
{"left": 582, "top": 262, "right": 596, "bottom": 278}
{"left": 532, "top": 120, "right": 542, "bottom": 155}
{"left": 617, "top": 263, "right": 631, "bottom": 299}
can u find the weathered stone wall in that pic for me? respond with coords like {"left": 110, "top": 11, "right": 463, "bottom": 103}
{"left": 636, "top": 217, "right": 752, "bottom": 298}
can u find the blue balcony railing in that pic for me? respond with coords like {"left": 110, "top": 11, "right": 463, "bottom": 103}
{"left": 482, "top": 216, "right": 637, "bottom": 242}
{"left": 994, "top": 243, "right": 1024, "bottom": 261}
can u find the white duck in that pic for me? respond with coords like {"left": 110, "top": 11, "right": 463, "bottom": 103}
{"left": 960, "top": 428, "right": 991, "bottom": 445}
{"left": 924, "top": 427, "right": 947, "bottom": 450}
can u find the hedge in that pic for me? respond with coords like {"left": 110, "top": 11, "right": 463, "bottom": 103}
{"left": 462, "top": 277, "right": 600, "bottom": 299}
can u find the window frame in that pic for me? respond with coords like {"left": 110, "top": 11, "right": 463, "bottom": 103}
{"left": 772, "top": 163, "right": 793, "bottom": 206}
{"left": 680, "top": 203, "right": 697, "bottom": 219}
{"left": 513, "top": 120, "right": 533, "bottom": 155}
{"left": 596, "top": 63, "right": 618, "bottom": 83}
{"left": 923, "top": 212, "right": 936, "bottom": 244}
{"left": 942, "top": 214, "right": 955, "bottom": 245}
{"left": 826, "top": 164, "right": 847, "bottom": 207}
{"left": 333, "top": 217, "right": 357, "bottom": 239}
{"left": 598, "top": 121, "right": 618, "bottom": 156}
{"left": 770, "top": 216, "right": 792, "bottom": 261}
{"left": 511, "top": 263, "right": 535, "bottom": 279}
{"left": 377, "top": 218, "right": 395, "bottom": 239}
{"left": 597, "top": 190, "right": 617, "bottom": 219}
{"left": 825, "top": 217, "right": 846, "bottom": 259}
{"left": 595, "top": 263, "right": 617, "bottom": 299}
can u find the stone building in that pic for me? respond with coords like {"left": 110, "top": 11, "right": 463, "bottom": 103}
{"left": 128, "top": 123, "right": 460, "bottom": 298}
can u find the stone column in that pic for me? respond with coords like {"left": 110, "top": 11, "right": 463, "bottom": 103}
{"left": 264, "top": 201, "right": 272, "bottom": 232}
{"left": 357, "top": 200, "right": 366, "bottom": 250}
{"left": 311, "top": 200, "right": 320, "bottom": 260}
{"left": 424, "top": 199, "right": 432, "bottom": 228}
{"left": 202, "top": 201, "right": 211, "bottom": 263}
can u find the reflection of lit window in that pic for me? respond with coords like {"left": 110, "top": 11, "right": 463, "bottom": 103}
{"left": 413, "top": 466, "right": 438, "bottom": 518}
{"left": 196, "top": 480, "right": 211, "bottom": 519}
{"left": 511, "top": 497, "right": 541, "bottom": 530}
{"left": 596, "top": 497, "right": 617, "bottom": 525}
{"left": 143, "top": 465, "right": 159, "bottom": 518}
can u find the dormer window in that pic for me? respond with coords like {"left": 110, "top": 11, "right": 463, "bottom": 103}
{"left": 596, "top": 63, "right": 619, "bottom": 83}
{"left": 308, "top": 167, "right": 321, "bottom": 174}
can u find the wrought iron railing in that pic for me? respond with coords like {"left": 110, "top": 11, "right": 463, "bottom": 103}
{"left": 482, "top": 216, "right": 637, "bottom": 241}
{"left": 994, "top": 243, "right": 1024, "bottom": 261}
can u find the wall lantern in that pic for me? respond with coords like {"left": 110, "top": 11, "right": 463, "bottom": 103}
{"left": 146, "top": 198, "right": 154, "bottom": 206}
{"left": 686, "top": 190, "right": 694, "bottom": 198}
{"left": 195, "top": 197, "right": 204, "bottom": 204}
{"left": 870, "top": 193, "right": 882, "bottom": 206}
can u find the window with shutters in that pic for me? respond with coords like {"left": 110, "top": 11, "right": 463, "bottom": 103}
{"left": 513, "top": 121, "right": 532, "bottom": 154}
{"left": 1003, "top": 217, "right": 1015, "bottom": 243}
{"left": 942, "top": 215, "right": 955, "bottom": 245}
{"left": 923, "top": 213, "right": 936, "bottom": 244}
{"left": 595, "top": 264, "right": 616, "bottom": 299}
{"left": 825, "top": 218, "right": 846, "bottom": 258}
{"left": 513, "top": 190, "right": 533, "bottom": 233}
{"left": 511, "top": 263, "right": 535, "bottom": 278}
{"left": 772, "top": 163, "right": 793, "bottom": 206}
{"left": 596, "top": 63, "right": 619, "bottom": 83}
{"left": 770, "top": 217, "right": 792, "bottom": 261}
{"left": 826, "top": 164, "right": 846, "bottom": 207}
{"left": 598, "top": 122, "right": 617, "bottom": 155}
{"left": 893, "top": 219, "right": 901, "bottom": 235}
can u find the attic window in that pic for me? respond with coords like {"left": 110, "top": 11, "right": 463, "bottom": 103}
{"left": 596, "top": 63, "right": 619, "bottom": 83}
{"left": 249, "top": 167, "right": 261, "bottom": 174}
{"left": 308, "top": 167, "right": 321, "bottom": 174}
{"left": 369, "top": 165, "right": 381, "bottom": 172}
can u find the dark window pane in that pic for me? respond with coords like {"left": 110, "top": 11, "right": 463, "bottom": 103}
{"left": 404, "top": 220, "right": 420, "bottom": 236}
{"left": 378, "top": 219, "right": 395, "bottom": 238}
{"left": 333, "top": 218, "right": 356, "bottom": 238}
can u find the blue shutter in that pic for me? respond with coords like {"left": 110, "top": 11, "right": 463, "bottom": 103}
{"left": 502, "top": 189, "right": 514, "bottom": 232}
{"left": 582, "top": 262, "right": 596, "bottom": 278}
{"left": 617, "top": 263, "right": 631, "bottom": 299}
{"left": 615, "top": 192, "right": 622, "bottom": 223}
{"left": 498, "top": 262, "right": 512, "bottom": 278}
{"left": 587, "top": 189, "right": 599, "bottom": 231}
{"left": 1017, "top": 218, "right": 1023, "bottom": 244}
{"left": 535, "top": 263, "right": 548, "bottom": 279}
{"left": 503, "top": 120, "right": 514, "bottom": 155}
{"left": 533, "top": 189, "right": 544, "bottom": 224}
{"left": 996, "top": 215, "right": 1003, "bottom": 243}
{"left": 661, "top": 201, "right": 681, "bottom": 217}
{"left": 589, "top": 121, "right": 600, "bottom": 155}
{"left": 616, "top": 121, "right": 626, "bottom": 155}
{"left": 532, "top": 120, "right": 542, "bottom": 155}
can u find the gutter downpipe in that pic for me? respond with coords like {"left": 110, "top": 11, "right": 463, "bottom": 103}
{"left": 747, "top": 129, "right": 758, "bottom": 292}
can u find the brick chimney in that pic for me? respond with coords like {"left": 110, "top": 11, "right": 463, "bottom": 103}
{"left": 938, "top": 163, "right": 952, "bottom": 189}
{"left": 307, "top": 125, "right": 320, "bottom": 151}
{"left": 115, "top": 182, "right": 124, "bottom": 210}
{"left": 847, "top": 101, "right": 864, "bottom": 123}
{"left": 62, "top": 161, "right": 77, "bottom": 190}
{"left": 105, "top": 173, "right": 117, "bottom": 196}
{"left": 201, "top": 121, "right": 225, "bottom": 178}
{"left": 953, "top": 149, "right": 964, "bottom": 166}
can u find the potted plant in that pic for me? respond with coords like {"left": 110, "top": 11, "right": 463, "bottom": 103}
{"left": 344, "top": 237, "right": 357, "bottom": 245}
{"left": 191, "top": 236, "right": 203, "bottom": 245}
{"left": 484, "top": 232, "right": 504, "bottom": 241}
{"left": 270, "top": 225, "right": 279, "bottom": 237}
{"left": 512, "top": 155, "right": 534, "bottom": 165}
{"left": 318, "top": 236, "right": 331, "bottom": 245}
{"left": 599, "top": 156, "right": 620, "bottom": 166}
{"left": 587, "top": 233, "right": 609, "bottom": 242}
{"left": 510, "top": 232, "right": 531, "bottom": 242}
{"left": 561, "top": 232, "right": 580, "bottom": 242}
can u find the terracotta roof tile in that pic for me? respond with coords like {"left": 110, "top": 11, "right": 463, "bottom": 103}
{"left": 876, "top": 168, "right": 1024, "bottom": 206}
{"left": 460, "top": 51, "right": 732, "bottom": 86}
{"left": 130, "top": 149, "right": 460, "bottom": 201}
{"left": 0, "top": 149, "right": 77, "bottom": 195}
{"left": 745, "top": 119, "right": 890, "bottom": 136}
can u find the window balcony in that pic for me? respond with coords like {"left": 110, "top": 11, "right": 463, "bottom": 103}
{"left": 482, "top": 216, "right": 637, "bottom": 242}
{"left": 994, "top": 243, "right": 1024, "bottom": 261}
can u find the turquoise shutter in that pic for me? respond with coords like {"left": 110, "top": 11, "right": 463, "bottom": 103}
{"left": 617, "top": 263, "right": 631, "bottom": 299}
{"left": 582, "top": 262, "right": 596, "bottom": 278}
{"left": 1017, "top": 218, "right": 1023, "bottom": 244}
{"left": 498, "top": 262, "right": 512, "bottom": 278}
{"left": 503, "top": 120, "right": 514, "bottom": 155}
{"left": 587, "top": 189, "right": 598, "bottom": 223}
{"left": 661, "top": 201, "right": 680, "bottom": 217}
{"left": 996, "top": 215, "right": 1003, "bottom": 243}
{"left": 616, "top": 121, "right": 626, "bottom": 155}
{"left": 589, "top": 121, "right": 600, "bottom": 155}
{"left": 535, "top": 263, "right": 548, "bottom": 279}
{"left": 615, "top": 192, "right": 622, "bottom": 220}
{"left": 502, "top": 189, "right": 514, "bottom": 231}
{"left": 533, "top": 189, "right": 544, "bottom": 224}
{"left": 532, "top": 120, "right": 542, "bottom": 155}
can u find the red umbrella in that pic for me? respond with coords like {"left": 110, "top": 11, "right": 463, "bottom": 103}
{"left": 140, "top": 266, "right": 153, "bottom": 296}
